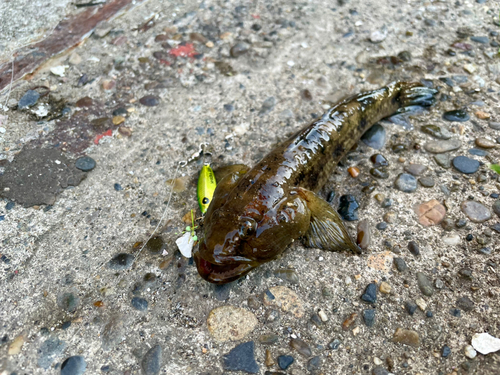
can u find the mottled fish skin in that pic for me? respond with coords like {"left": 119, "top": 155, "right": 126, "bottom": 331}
{"left": 194, "top": 81, "right": 437, "bottom": 284}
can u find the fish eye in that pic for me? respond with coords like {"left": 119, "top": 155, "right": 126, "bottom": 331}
{"left": 202, "top": 197, "right": 209, "bottom": 204}
{"left": 239, "top": 219, "right": 256, "bottom": 238}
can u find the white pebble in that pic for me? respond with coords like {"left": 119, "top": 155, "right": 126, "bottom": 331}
{"left": 50, "top": 65, "right": 68, "bottom": 77}
{"left": 415, "top": 297, "right": 427, "bottom": 311}
{"left": 287, "top": 60, "right": 295, "bottom": 67}
{"left": 345, "top": 276, "right": 352, "bottom": 285}
{"left": 464, "top": 345, "right": 477, "bottom": 359}
{"left": 373, "top": 357, "right": 383, "bottom": 365}
{"left": 471, "top": 332, "right": 500, "bottom": 355}
{"left": 442, "top": 234, "right": 460, "bottom": 246}
{"left": 318, "top": 310, "right": 328, "bottom": 322}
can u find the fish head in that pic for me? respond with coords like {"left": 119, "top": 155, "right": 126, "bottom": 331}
{"left": 194, "top": 193, "right": 310, "bottom": 284}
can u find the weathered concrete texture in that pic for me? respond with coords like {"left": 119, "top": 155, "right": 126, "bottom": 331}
{"left": 1, "top": 0, "right": 500, "bottom": 374}
{"left": 0, "top": 148, "right": 86, "bottom": 206}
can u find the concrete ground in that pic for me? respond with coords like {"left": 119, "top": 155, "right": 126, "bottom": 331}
{"left": 1, "top": 0, "right": 500, "bottom": 374}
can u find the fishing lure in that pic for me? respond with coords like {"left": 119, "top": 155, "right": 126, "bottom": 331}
{"left": 197, "top": 164, "right": 217, "bottom": 214}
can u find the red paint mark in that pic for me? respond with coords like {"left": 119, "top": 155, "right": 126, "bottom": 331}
{"left": 169, "top": 43, "right": 196, "bottom": 58}
{"left": 251, "top": 14, "right": 260, "bottom": 19}
{"left": 94, "top": 129, "right": 113, "bottom": 144}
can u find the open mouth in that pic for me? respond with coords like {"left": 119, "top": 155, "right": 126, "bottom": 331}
{"left": 194, "top": 254, "right": 256, "bottom": 284}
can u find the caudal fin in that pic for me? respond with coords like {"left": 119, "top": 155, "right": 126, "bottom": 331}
{"left": 398, "top": 83, "right": 438, "bottom": 109}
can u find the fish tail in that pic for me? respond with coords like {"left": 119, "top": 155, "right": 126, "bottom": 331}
{"left": 396, "top": 82, "right": 438, "bottom": 111}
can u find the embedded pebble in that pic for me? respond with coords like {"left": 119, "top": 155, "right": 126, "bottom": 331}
{"left": 289, "top": 338, "right": 312, "bottom": 357}
{"left": 379, "top": 282, "right": 391, "bottom": 294}
{"left": 434, "top": 154, "right": 452, "bottom": 168}
{"left": 415, "top": 298, "right": 427, "bottom": 311}
{"left": 61, "top": 356, "right": 87, "bottom": 375}
{"left": 223, "top": 341, "right": 259, "bottom": 374}
{"left": 273, "top": 269, "right": 300, "bottom": 284}
{"left": 424, "top": 139, "right": 461, "bottom": 153}
{"left": 230, "top": 42, "right": 250, "bottom": 58}
{"left": 361, "top": 283, "right": 377, "bottom": 303}
{"left": 278, "top": 355, "right": 294, "bottom": 370}
{"left": 363, "top": 309, "right": 376, "bottom": 327}
{"left": 7, "top": 335, "right": 25, "bottom": 355}
{"left": 421, "top": 124, "right": 452, "bottom": 139}
{"left": 442, "top": 345, "right": 451, "bottom": 358}
{"left": 418, "top": 177, "right": 435, "bottom": 187}
{"left": 393, "top": 328, "right": 420, "bottom": 347}
{"left": 18, "top": 90, "right": 40, "bottom": 109}
{"left": 414, "top": 199, "right": 446, "bottom": 226}
{"left": 263, "top": 286, "right": 304, "bottom": 318}
{"left": 394, "top": 173, "right": 417, "bottom": 193}
{"left": 38, "top": 338, "right": 67, "bottom": 369}
{"left": 370, "top": 30, "right": 387, "bottom": 43}
{"left": 405, "top": 302, "right": 417, "bottom": 315}
{"left": 394, "top": 258, "right": 408, "bottom": 272}
{"left": 464, "top": 345, "right": 477, "bottom": 359}
{"left": 442, "top": 234, "right": 460, "bottom": 246}
{"left": 75, "top": 156, "right": 96, "bottom": 172}
{"left": 404, "top": 164, "right": 427, "bottom": 176}
{"left": 452, "top": 156, "right": 480, "bottom": 174}
{"left": 307, "top": 356, "right": 321, "bottom": 372}
{"left": 475, "top": 137, "right": 497, "bottom": 149}
{"left": 443, "top": 109, "right": 469, "bottom": 122}
{"left": 327, "top": 339, "right": 341, "bottom": 350}
{"left": 141, "top": 345, "right": 162, "bottom": 375}
{"left": 361, "top": 124, "right": 386, "bottom": 149}
{"left": 342, "top": 313, "right": 358, "bottom": 331}
{"left": 489, "top": 122, "right": 500, "bottom": 130}
{"left": 461, "top": 201, "right": 491, "bottom": 223}
{"left": 471, "top": 333, "right": 500, "bottom": 355}
{"left": 139, "top": 95, "right": 159, "bottom": 106}
{"left": 131, "top": 297, "right": 148, "bottom": 311}
{"left": 408, "top": 241, "right": 420, "bottom": 256}
{"left": 338, "top": 195, "right": 359, "bottom": 221}
{"left": 107, "top": 253, "right": 134, "bottom": 270}
{"left": 416, "top": 272, "right": 434, "bottom": 296}
{"left": 207, "top": 305, "right": 258, "bottom": 342}
{"left": 372, "top": 367, "right": 389, "bottom": 375}
{"left": 356, "top": 219, "right": 371, "bottom": 250}
{"left": 456, "top": 296, "right": 474, "bottom": 312}
{"left": 493, "top": 200, "right": 500, "bottom": 217}
{"left": 57, "top": 292, "right": 80, "bottom": 313}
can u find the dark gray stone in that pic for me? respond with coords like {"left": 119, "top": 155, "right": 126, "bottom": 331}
{"left": 363, "top": 309, "right": 376, "bottom": 327}
{"left": 141, "top": 345, "right": 162, "bottom": 375}
{"left": 394, "top": 258, "right": 408, "bottom": 272}
{"left": 0, "top": 148, "right": 86, "bottom": 207}
{"left": 37, "top": 338, "right": 67, "bottom": 369}
{"left": 74, "top": 156, "right": 96, "bottom": 171}
{"left": 372, "top": 366, "right": 389, "bottom": 375}
{"left": 259, "top": 97, "right": 276, "bottom": 115}
{"left": 361, "top": 124, "right": 386, "bottom": 149}
{"left": 361, "top": 283, "right": 377, "bottom": 303}
{"left": 456, "top": 296, "right": 474, "bottom": 312}
{"left": 417, "top": 272, "right": 434, "bottom": 296}
{"left": 223, "top": 341, "right": 259, "bottom": 374}
{"left": 443, "top": 109, "right": 469, "bottom": 122}
{"left": 131, "top": 297, "right": 148, "bottom": 311}
{"left": 277, "top": 355, "right": 294, "bottom": 370}
{"left": 18, "top": 90, "right": 40, "bottom": 109}
{"left": 452, "top": 156, "right": 480, "bottom": 174}
{"left": 394, "top": 173, "right": 417, "bottom": 193}
{"left": 405, "top": 301, "right": 417, "bottom": 315}
{"left": 107, "top": 253, "right": 134, "bottom": 270}
{"left": 307, "top": 356, "right": 321, "bottom": 372}
{"left": 61, "top": 356, "right": 86, "bottom": 375}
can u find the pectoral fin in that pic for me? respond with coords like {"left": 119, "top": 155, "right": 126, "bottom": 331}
{"left": 296, "top": 188, "right": 361, "bottom": 254}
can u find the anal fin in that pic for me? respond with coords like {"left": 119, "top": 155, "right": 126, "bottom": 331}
{"left": 297, "top": 188, "right": 361, "bottom": 254}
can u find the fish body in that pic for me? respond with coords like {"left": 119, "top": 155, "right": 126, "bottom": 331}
{"left": 194, "top": 82, "right": 437, "bottom": 284}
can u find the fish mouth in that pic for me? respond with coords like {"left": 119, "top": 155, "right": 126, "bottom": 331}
{"left": 193, "top": 253, "right": 257, "bottom": 284}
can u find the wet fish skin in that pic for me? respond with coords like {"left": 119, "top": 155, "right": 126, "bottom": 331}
{"left": 194, "top": 81, "right": 437, "bottom": 284}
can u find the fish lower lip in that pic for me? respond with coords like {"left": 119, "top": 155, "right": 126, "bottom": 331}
{"left": 194, "top": 255, "right": 255, "bottom": 284}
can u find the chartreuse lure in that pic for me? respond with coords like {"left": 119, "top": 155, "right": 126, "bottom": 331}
{"left": 197, "top": 164, "right": 217, "bottom": 214}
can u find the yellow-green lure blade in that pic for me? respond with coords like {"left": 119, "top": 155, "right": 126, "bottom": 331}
{"left": 197, "top": 164, "right": 216, "bottom": 214}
